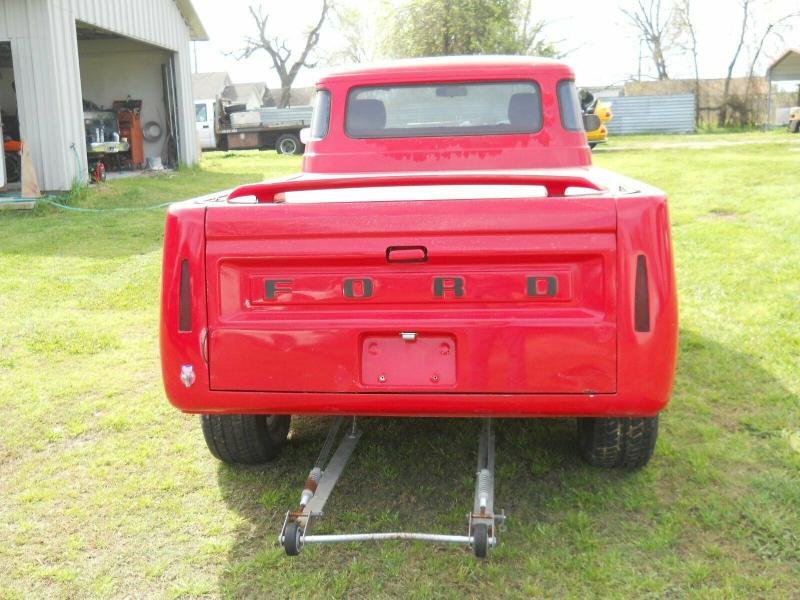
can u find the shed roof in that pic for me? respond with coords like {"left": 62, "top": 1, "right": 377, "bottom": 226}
{"left": 176, "top": 0, "right": 209, "bottom": 41}
{"left": 223, "top": 82, "right": 267, "bottom": 103}
{"left": 767, "top": 49, "right": 800, "bottom": 81}
{"left": 192, "top": 72, "right": 232, "bottom": 100}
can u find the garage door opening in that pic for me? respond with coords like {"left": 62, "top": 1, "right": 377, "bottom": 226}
{"left": 0, "top": 41, "right": 21, "bottom": 190}
{"left": 76, "top": 21, "right": 180, "bottom": 181}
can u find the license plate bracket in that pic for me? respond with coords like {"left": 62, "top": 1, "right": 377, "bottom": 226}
{"left": 361, "top": 334, "right": 456, "bottom": 388}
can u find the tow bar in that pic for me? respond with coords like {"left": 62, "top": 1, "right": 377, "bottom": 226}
{"left": 279, "top": 417, "right": 505, "bottom": 558}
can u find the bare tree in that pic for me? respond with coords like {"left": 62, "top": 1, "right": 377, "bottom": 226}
{"left": 621, "top": 0, "right": 674, "bottom": 80}
{"left": 236, "top": 2, "right": 330, "bottom": 108}
{"left": 718, "top": 0, "right": 751, "bottom": 126}
{"left": 674, "top": 0, "right": 700, "bottom": 124}
{"left": 744, "top": 11, "right": 800, "bottom": 97}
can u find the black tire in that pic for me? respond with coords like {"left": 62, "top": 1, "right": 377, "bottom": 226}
{"left": 577, "top": 416, "right": 658, "bottom": 469}
{"left": 201, "top": 414, "right": 291, "bottom": 464}
{"left": 790, "top": 120, "right": 800, "bottom": 133}
{"left": 275, "top": 133, "right": 303, "bottom": 155}
{"left": 588, "top": 142, "right": 598, "bottom": 149}
{"left": 472, "top": 523, "right": 489, "bottom": 558}
{"left": 283, "top": 521, "right": 302, "bottom": 556}
{"left": 5, "top": 153, "right": 21, "bottom": 183}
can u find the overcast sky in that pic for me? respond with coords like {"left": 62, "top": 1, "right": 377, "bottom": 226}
{"left": 190, "top": 0, "right": 799, "bottom": 91}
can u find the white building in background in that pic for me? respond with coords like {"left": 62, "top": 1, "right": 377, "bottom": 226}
{"left": 0, "top": 0, "right": 207, "bottom": 191}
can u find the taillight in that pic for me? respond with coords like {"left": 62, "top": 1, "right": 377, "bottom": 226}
{"left": 179, "top": 259, "right": 191, "bottom": 332}
{"left": 634, "top": 255, "right": 650, "bottom": 332}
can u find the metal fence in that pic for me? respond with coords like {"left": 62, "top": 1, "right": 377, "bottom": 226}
{"left": 605, "top": 94, "right": 695, "bottom": 134}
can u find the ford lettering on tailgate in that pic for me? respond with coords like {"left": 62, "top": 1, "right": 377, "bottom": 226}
{"left": 255, "top": 274, "right": 571, "bottom": 305}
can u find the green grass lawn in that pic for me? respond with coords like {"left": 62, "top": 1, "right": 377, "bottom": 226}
{"left": 1, "top": 136, "right": 798, "bottom": 598}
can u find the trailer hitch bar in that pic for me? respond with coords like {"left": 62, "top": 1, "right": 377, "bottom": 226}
{"left": 279, "top": 418, "right": 505, "bottom": 558}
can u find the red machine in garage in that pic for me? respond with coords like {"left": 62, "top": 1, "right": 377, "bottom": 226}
{"left": 113, "top": 99, "right": 144, "bottom": 168}
{"left": 160, "top": 57, "right": 678, "bottom": 558}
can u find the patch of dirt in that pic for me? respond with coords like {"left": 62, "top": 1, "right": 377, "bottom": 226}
{"left": 705, "top": 208, "right": 738, "bottom": 221}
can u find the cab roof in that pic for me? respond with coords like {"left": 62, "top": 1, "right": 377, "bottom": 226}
{"left": 318, "top": 55, "right": 575, "bottom": 86}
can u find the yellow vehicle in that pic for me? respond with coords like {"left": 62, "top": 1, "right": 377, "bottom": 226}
{"left": 789, "top": 106, "right": 800, "bottom": 133}
{"left": 579, "top": 90, "right": 613, "bottom": 149}
{"left": 586, "top": 100, "right": 613, "bottom": 149}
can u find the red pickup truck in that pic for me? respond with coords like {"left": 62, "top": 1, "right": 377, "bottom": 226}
{"left": 161, "top": 56, "right": 677, "bottom": 472}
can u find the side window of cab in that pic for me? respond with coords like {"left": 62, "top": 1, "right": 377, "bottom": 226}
{"left": 556, "top": 80, "right": 584, "bottom": 132}
{"left": 310, "top": 90, "right": 331, "bottom": 139}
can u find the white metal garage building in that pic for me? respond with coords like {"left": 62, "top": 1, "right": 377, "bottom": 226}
{"left": 0, "top": 0, "right": 207, "bottom": 191}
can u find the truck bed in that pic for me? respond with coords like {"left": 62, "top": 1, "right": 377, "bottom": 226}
{"left": 160, "top": 170, "right": 677, "bottom": 417}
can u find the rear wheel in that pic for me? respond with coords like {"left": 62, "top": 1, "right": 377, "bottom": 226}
{"left": 201, "top": 414, "right": 291, "bottom": 464}
{"left": 275, "top": 133, "right": 303, "bottom": 155}
{"left": 577, "top": 416, "right": 658, "bottom": 469}
{"left": 790, "top": 120, "right": 800, "bottom": 133}
{"left": 588, "top": 142, "right": 598, "bottom": 149}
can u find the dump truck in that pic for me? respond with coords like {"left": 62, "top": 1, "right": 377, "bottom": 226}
{"left": 162, "top": 56, "right": 678, "bottom": 558}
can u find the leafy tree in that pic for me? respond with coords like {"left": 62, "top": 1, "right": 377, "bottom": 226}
{"left": 384, "top": 0, "right": 555, "bottom": 58}
{"left": 329, "top": 4, "right": 373, "bottom": 64}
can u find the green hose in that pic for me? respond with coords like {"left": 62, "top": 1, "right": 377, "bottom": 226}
{"left": 0, "top": 195, "right": 174, "bottom": 212}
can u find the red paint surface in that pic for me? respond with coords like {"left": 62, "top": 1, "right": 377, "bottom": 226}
{"left": 159, "top": 57, "right": 678, "bottom": 418}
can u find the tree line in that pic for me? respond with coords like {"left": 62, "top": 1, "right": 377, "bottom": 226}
{"left": 622, "top": 0, "right": 798, "bottom": 126}
{"left": 234, "top": 0, "right": 556, "bottom": 109}
{"left": 236, "top": 0, "right": 798, "bottom": 127}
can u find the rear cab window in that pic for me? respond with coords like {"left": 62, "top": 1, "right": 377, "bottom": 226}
{"left": 345, "top": 81, "right": 542, "bottom": 138}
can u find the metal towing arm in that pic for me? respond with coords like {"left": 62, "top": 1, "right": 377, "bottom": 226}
{"left": 279, "top": 418, "right": 504, "bottom": 558}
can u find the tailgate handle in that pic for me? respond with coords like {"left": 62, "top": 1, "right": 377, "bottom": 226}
{"left": 386, "top": 246, "right": 427, "bottom": 263}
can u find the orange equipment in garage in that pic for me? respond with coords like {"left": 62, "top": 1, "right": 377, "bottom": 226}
{"left": 3, "top": 139, "right": 22, "bottom": 183}
{"left": 114, "top": 99, "right": 144, "bottom": 168}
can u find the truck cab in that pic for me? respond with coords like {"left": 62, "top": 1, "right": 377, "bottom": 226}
{"left": 194, "top": 98, "right": 217, "bottom": 150}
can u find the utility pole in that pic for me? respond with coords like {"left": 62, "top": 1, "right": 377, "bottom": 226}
{"left": 637, "top": 37, "right": 643, "bottom": 81}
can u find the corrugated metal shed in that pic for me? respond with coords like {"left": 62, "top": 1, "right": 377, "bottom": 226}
{"left": 605, "top": 94, "right": 696, "bottom": 135}
{"left": 0, "top": 0, "right": 206, "bottom": 190}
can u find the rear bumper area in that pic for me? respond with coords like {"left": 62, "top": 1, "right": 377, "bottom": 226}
{"left": 167, "top": 389, "right": 669, "bottom": 418}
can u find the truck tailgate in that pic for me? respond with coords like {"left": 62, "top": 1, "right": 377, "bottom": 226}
{"left": 205, "top": 196, "right": 617, "bottom": 395}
